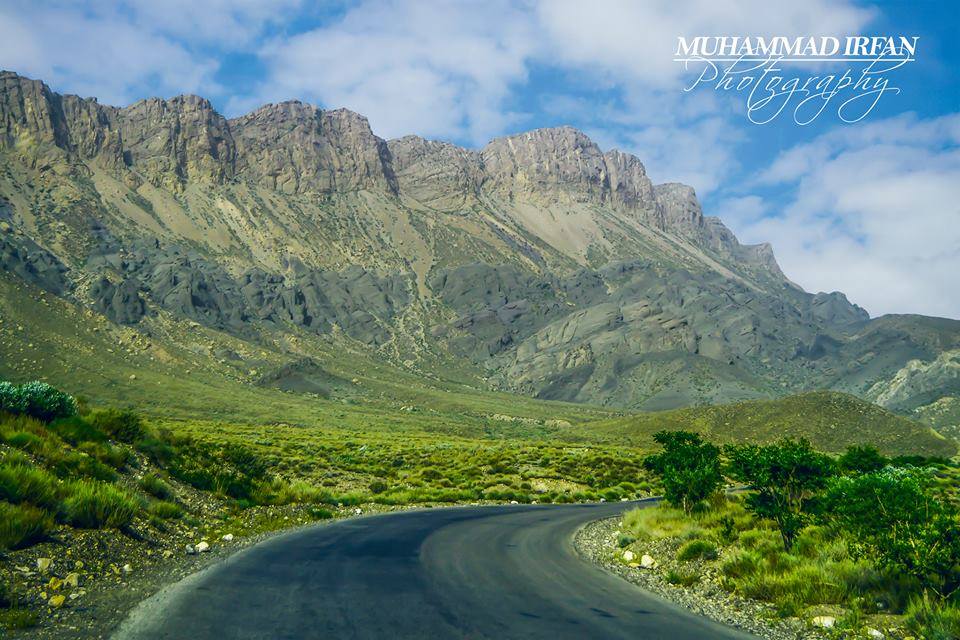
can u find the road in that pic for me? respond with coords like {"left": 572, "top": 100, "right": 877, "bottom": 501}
{"left": 113, "top": 502, "right": 756, "bottom": 639}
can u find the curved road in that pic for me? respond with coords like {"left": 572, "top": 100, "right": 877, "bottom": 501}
{"left": 114, "top": 502, "right": 755, "bottom": 639}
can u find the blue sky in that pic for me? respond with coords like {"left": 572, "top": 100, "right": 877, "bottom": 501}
{"left": 0, "top": 0, "right": 958, "bottom": 318}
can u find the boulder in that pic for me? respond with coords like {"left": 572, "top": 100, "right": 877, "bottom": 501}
{"left": 640, "top": 554, "right": 656, "bottom": 569}
{"left": 196, "top": 541, "right": 210, "bottom": 553}
{"left": 811, "top": 616, "right": 836, "bottom": 629}
{"left": 622, "top": 550, "right": 635, "bottom": 562}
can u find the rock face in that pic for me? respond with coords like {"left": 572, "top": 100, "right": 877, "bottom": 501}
{"left": 1, "top": 70, "right": 959, "bottom": 419}
{"left": 231, "top": 102, "right": 397, "bottom": 194}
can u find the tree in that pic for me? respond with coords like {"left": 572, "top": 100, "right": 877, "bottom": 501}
{"left": 838, "top": 444, "right": 888, "bottom": 474}
{"left": 823, "top": 467, "right": 960, "bottom": 597}
{"left": 643, "top": 431, "right": 722, "bottom": 514}
{"left": 725, "top": 438, "right": 835, "bottom": 550}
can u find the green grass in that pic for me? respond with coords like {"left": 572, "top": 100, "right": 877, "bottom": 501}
{"left": 0, "top": 501, "right": 52, "bottom": 549}
{"left": 147, "top": 500, "right": 183, "bottom": 519}
{"left": 0, "top": 460, "right": 60, "bottom": 510}
{"left": 62, "top": 480, "right": 138, "bottom": 528}
{"left": 676, "top": 538, "right": 718, "bottom": 562}
{"left": 138, "top": 473, "right": 174, "bottom": 500}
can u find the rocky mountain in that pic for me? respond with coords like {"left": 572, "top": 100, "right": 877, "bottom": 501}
{"left": 1, "top": 70, "right": 958, "bottom": 435}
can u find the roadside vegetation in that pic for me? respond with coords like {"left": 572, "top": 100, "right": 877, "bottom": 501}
{"left": 0, "top": 378, "right": 653, "bottom": 632}
{"left": 627, "top": 430, "right": 960, "bottom": 639}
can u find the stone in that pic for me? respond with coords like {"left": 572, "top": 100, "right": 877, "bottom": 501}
{"left": 622, "top": 550, "right": 635, "bottom": 562}
{"left": 48, "top": 577, "right": 63, "bottom": 591}
{"left": 196, "top": 541, "right": 210, "bottom": 553}
{"left": 867, "top": 630, "right": 884, "bottom": 639}
{"left": 640, "top": 554, "right": 656, "bottom": 569}
{"left": 353, "top": 508, "right": 362, "bottom": 516}
{"left": 162, "top": 550, "right": 174, "bottom": 559}
{"left": 37, "top": 557, "right": 52, "bottom": 572}
{"left": 64, "top": 573, "right": 80, "bottom": 588}
{"left": 811, "top": 616, "right": 836, "bottom": 629}
{"left": 122, "top": 564, "right": 133, "bottom": 574}
{"left": 49, "top": 594, "right": 66, "bottom": 608}
{"left": 222, "top": 534, "right": 234, "bottom": 542}
{"left": 185, "top": 544, "right": 196, "bottom": 555}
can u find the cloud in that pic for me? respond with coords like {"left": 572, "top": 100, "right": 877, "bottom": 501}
{"left": 248, "top": 0, "right": 538, "bottom": 145}
{"left": 0, "top": 0, "right": 297, "bottom": 105}
{"left": 730, "top": 113, "right": 960, "bottom": 319}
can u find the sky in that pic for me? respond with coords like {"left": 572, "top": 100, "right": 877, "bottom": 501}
{"left": 0, "top": 0, "right": 957, "bottom": 319}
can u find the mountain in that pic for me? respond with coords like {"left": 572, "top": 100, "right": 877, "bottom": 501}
{"left": 1, "top": 70, "right": 958, "bottom": 438}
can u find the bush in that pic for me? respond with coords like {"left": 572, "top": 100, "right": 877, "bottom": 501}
{"left": 0, "top": 381, "right": 77, "bottom": 422}
{"left": 666, "top": 569, "right": 700, "bottom": 587}
{"left": 0, "top": 461, "right": 60, "bottom": 510}
{"left": 62, "top": 480, "right": 138, "bottom": 528}
{"left": 138, "top": 474, "right": 174, "bottom": 500}
{"left": 0, "top": 502, "right": 53, "bottom": 549}
{"left": 368, "top": 480, "right": 388, "bottom": 494}
{"left": 147, "top": 500, "right": 183, "bottom": 519}
{"left": 643, "top": 431, "right": 723, "bottom": 514}
{"left": 823, "top": 467, "right": 960, "bottom": 596}
{"left": 87, "top": 408, "right": 145, "bottom": 444}
{"left": 838, "top": 444, "right": 888, "bottom": 475}
{"left": 726, "top": 439, "right": 835, "bottom": 550}
{"left": 676, "top": 538, "right": 718, "bottom": 561}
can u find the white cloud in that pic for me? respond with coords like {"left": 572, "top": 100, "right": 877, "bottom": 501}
{"left": 731, "top": 113, "right": 960, "bottom": 319}
{"left": 249, "top": 0, "right": 538, "bottom": 144}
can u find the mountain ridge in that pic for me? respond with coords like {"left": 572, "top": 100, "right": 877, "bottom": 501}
{"left": 1, "top": 70, "right": 958, "bottom": 436}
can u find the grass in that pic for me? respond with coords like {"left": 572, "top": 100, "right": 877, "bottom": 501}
{"left": 621, "top": 497, "right": 958, "bottom": 635}
{"left": 0, "top": 459, "right": 60, "bottom": 510}
{"left": 147, "top": 500, "right": 183, "bottom": 519}
{"left": 61, "top": 480, "right": 138, "bottom": 529}
{"left": 138, "top": 473, "right": 174, "bottom": 500}
{"left": 0, "top": 501, "right": 52, "bottom": 549}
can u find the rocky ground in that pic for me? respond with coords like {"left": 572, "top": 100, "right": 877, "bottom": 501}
{"left": 575, "top": 517, "right": 855, "bottom": 640}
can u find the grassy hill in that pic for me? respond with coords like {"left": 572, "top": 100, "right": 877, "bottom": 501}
{"left": 581, "top": 391, "right": 956, "bottom": 457}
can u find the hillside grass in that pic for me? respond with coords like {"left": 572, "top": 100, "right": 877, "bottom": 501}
{"left": 586, "top": 391, "right": 956, "bottom": 457}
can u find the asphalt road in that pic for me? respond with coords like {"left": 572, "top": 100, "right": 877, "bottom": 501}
{"left": 113, "top": 502, "right": 756, "bottom": 639}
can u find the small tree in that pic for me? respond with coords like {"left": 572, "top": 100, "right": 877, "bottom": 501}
{"left": 643, "top": 431, "right": 722, "bottom": 514}
{"left": 838, "top": 444, "right": 888, "bottom": 474}
{"left": 726, "top": 438, "right": 835, "bottom": 550}
{"left": 824, "top": 467, "right": 960, "bottom": 597}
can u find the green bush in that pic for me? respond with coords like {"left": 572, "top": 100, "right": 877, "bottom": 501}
{"left": 726, "top": 438, "right": 835, "bottom": 550}
{"left": 87, "top": 408, "right": 145, "bottom": 444}
{"left": 369, "top": 480, "right": 388, "bottom": 494}
{"left": 0, "top": 381, "right": 77, "bottom": 422}
{"left": 62, "top": 480, "right": 138, "bottom": 528}
{"left": 0, "top": 461, "right": 60, "bottom": 510}
{"left": 138, "top": 473, "right": 174, "bottom": 500}
{"left": 644, "top": 431, "right": 723, "bottom": 514}
{"left": 666, "top": 569, "right": 700, "bottom": 587}
{"left": 0, "top": 502, "right": 53, "bottom": 549}
{"left": 676, "top": 538, "right": 718, "bottom": 561}
{"left": 838, "top": 444, "right": 888, "bottom": 474}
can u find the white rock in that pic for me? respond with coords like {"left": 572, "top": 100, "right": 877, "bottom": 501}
{"left": 222, "top": 534, "right": 234, "bottom": 542}
{"left": 622, "top": 550, "right": 635, "bottom": 562}
{"left": 811, "top": 616, "right": 836, "bottom": 629}
{"left": 37, "top": 558, "right": 52, "bottom": 572}
{"left": 185, "top": 544, "right": 196, "bottom": 555}
{"left": 620, "top": 498, "right": 629, "bottom": 502}
{"left": 509, "top": 500, "right": 519, "bottom": 505}
{"left": 640, "top": 554, "right": 656, "bottom": 569}
{"left": 122, "top": 564, "right": 133, "bottom": 574}
{"left": 196, "top": 541, "right": 210, "bottom": 553}
{"left": 354, "top": 507, "right": 363, "bottom": 515}
{"left": 867, "top": 629, "right": 884, "bottom": 639}
{"left": 599, "top": 498, "right": 606, "bottom": 503}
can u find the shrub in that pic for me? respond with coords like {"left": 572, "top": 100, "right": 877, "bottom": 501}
{"left": 726, "top": 439, "right": 835, "bottom": 550}
{"left": 905, "top": 595, "right": 960, "bottom": 640}
{"left": 721, "top": 549, "right": 762, "bottom": 579}
{"left": 823, "top": 467, "right": 960, "bottom": 596}
{"left": 138, "top": 474, "right": 174, "bottom": 500}
{"left": 676, "top": 538, "right": 718, "bottom": 561}
{"left": 87, "top": 408, "right": 145, "bottom": 444}
{"left": 838, "top": 444, "right": 888, "bottom": 475}
{"left": 0, "top": 502, "right": 53, "bottom": 549}
{"left": 643, "top": 431, "right": 723, "bottom": 514}
{"left": 0, "top": 461, "right": 60, "bottom": 510}
{"left": 368, "top": 480, "right": 388, "bottom": 494}
{"left": 62, "top": 480, "right": 138, "bottom": 528}
{"left": 6, "top": 381, "right": 77, "bottom": 422}
{"left": 147, "top": 500, "right": 183, "bottom": 519}
{"left": 617, "top": 533, "right": 636, "bottom": 548}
